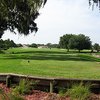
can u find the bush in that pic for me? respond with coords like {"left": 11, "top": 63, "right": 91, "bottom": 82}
{"left": 0, "top": 87, "right": 24, "bottom": 100}
{"left": 66, "top": 83, "right": 90, "bottom": 100}
{"left": 58, "top": 87, "right": 68, "bottom": 97}
{"left": 8, "top": 94, "right": 24, "bottom": 100}
{"left": 12, "top": 79, "right": 38, "bottom": 95}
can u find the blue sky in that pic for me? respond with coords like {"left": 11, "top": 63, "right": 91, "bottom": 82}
{"left": 2, "top": 0, "right": 100, "bottom": 44}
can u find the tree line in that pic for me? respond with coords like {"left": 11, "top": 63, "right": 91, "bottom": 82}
{"left": 59, "top": 34, "right": 100, "bottom": 52}
{"left": 28, "top": 43, "right": 59, "bottom": 48}
{"left": 24, "top": 33, "right": 100, "bottom": 53}
{"left": 0, "top": 33, "right": 100, "bottom": 53}
{"left": 0, "top": 39, "right": 17, "bottom": 50}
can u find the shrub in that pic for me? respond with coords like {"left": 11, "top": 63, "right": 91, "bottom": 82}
{"left": 8, "top": 94, "right": 24, "bottom": 100}
{"left": 0, "top": 87, "right": 9, "bottom": 100}
{"left": 58, "top": 87, "right": 68, "bottom": 97}
{"left": 0, "top": 87, "right": 24, "bottom": 100}
{"left": 66, "top": 83, "right": 90, "bottom": 100}
{"left": 12, "top": 79, "right": 38, "bottom": 95}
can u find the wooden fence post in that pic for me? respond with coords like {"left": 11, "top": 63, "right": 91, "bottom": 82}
{"left": 6, "top": 75, "right": 11, "bottom": 87}
{"left": 50, "top": 81, "right": 54, "bottom": 93}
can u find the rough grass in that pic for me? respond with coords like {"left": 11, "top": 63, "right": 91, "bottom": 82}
{"left": 67, "top": 83, "right": 90, "bottom": 100}
{"left": 0, "top": 48, "right": 100, "bottom": 79}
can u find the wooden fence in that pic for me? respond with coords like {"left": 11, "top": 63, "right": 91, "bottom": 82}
{"left": 0, "top": 73, "right": 100, "bottom": 93}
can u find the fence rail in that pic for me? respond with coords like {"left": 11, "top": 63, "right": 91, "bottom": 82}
{"left": 0, "top": 73, "right": 100, "bottom": 93}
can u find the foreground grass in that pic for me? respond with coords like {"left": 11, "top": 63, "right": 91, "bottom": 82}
{"left": 0, "top": 48, "right": 100, "bottom": 79}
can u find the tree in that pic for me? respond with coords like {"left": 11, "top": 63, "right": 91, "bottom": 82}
{"left": 89, "top": 0, "right": 100, "bottom": 11}
{"left": 59, "top": 34, "right": 73, "bottom": 51}
{"left": 0, "top": 0, "right": 99, "bottom": 38}
{"left": 17, "top": 44, "right": 23, "bottom": 47}
{"left": 4, "top": 39, "right": 11, "bottom": 49}
{"left": 59, "top": 34, "right": 92, "bottom": 52}
{"left": 68, "top": 35, "right": 78, "bottom": 50}
{"left": 89, "top": 0, "right": 100, "bottom": 8}
{"left": 4, "top": 39, "right": 17, "bottom": 49}
{"left": 0, "top": 39, "right": 5, "bottom": 50}
{"left": 0, "top": 0, "right": 47, "bottom": 38}
{"left": 46, "top": 43, "right": 59, "bottom": 48}
{"left": 29, "top": 43, "right": 37, "bottom": 48}
{"left": 10, "top": 40, "right": 17, "bottom": 47}
{"left": 74, "top": 34, "right": 92, "bottom": 52}
{"left": 93, "top": 43, "right": 100, "bottom": 52}
{"left": 46, "top": 43, "right": 52, "bottom": 49}
{"left": 0, "top": 39, "right": 17, "bottom": 50}
{"left": 50, "top": 44, "right": 59, "bottom": 48}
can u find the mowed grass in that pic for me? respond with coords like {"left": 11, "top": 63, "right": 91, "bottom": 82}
{"left": 0, "top": 48, "right": 100, "bottom": 79}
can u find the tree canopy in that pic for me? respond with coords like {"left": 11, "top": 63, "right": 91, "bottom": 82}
{"left": 93, "top": 43, "right": 100, "bottom": 52}
{"left": 0, "top": 0, "right": 99, "bottom": 38}
{"left": 0, "top": 0, "right": 47, "bottom": 38}
{"left": 59, "top": 34, "right": 92, "bottom": 52}
{"left": 0, "top": 39, "right": 17, "bottom": 50}
{"left": 89, "top": 0, "right": 100, "bottom": 10}
{"left": 59, "top": 34, "right": 73, "bottom": 51}
{"left": 89, "top": 0, "right": 100, "bottom": 6}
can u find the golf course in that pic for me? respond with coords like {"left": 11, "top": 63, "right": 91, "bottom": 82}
{"left": 0, "top": 47, "right": 100, "bottom": 79}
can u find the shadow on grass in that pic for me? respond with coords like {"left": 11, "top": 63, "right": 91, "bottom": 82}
{"left": 0, "top": 50, "right": 5, "bottom": 54}
{"left": 2, "top": 51, "right": 100, "bottom": 62}
{"left": 9, "top": 49, "right": 92, "bottom": 54}
{"left": 11, "top": 50, "right": 69, "bottom": 55}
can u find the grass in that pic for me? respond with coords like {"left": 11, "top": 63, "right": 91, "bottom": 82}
{"left": 66, "top": 83, "right": 90, "bottom": 100}
{"left": 0, "top": 48, "right": 100, "bottom": 79}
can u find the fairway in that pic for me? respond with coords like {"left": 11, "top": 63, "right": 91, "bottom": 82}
{"left": 0, "top": 48, "right": 100, "bottom": 79}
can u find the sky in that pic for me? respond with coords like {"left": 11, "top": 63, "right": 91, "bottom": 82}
{"left": 2, "top": 0, "right": 100, "bottom": 44}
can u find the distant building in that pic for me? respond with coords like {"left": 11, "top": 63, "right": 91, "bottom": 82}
{"left": 22, "top": 44, "right": 29, "bottom": 48}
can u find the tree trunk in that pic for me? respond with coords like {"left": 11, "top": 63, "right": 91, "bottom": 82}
{"left": 67, "top": 48, "right": 69, "bottom": 52}
{"left": 91, "top": 49, "right": 93, "bottom": 53}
